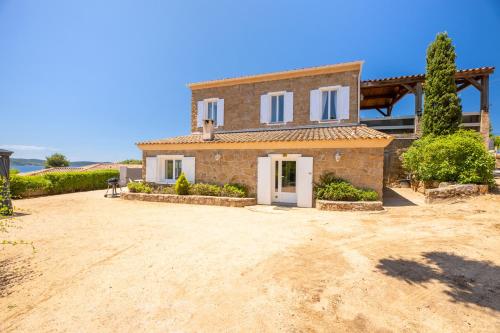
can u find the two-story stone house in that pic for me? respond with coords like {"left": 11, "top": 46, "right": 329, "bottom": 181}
{"left": 137, "top": 61, "right": 393, "bottom": 207}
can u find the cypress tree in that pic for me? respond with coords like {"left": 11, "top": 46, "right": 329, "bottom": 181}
{"left": 422, "top": 32, "right": 462, "bottom": 136}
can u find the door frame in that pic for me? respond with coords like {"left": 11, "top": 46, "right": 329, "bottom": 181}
{"left": 269, "top": 154, "right": 301, "bottom": 204}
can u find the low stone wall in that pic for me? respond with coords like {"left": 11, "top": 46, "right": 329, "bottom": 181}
{"left": 121, "top": 192, "right": 256, "bottom": 207}
{"left": 316, "top": 200, "right": 384, "bottom": 211}
{"left": 425, "top": 184, "right": 489, "bottom": 203}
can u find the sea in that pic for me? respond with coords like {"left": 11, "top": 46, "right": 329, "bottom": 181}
{"left": 11, "top": 164, "right": 45, "bottom": 173}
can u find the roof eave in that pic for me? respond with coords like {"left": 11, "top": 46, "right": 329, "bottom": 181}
{"left": 188, "top": 61, "right": 364, "bottom": 90}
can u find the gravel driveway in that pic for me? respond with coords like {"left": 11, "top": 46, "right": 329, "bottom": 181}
{"left": 1, "top": 190, "right": 499, "bottom": 332}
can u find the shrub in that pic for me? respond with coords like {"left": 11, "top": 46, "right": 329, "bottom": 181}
{"left": 221, "top": 183, "right": 247, "bottom": 198}
{"left": 10, "top": 169, "right": 19, "bottom": 176}
{"left": 161, "top": 186, "right": 176, "bottom": 194}
{"left": 189, "top": 183, "right": 221, "bottom": 196}
{"left": 314, "top": 173, "right": 378, "bottom": 201}
{"left": 127, "top": 182, "right": 152, "bottom": 194}
{"left": 0, "top": 177, "right": 13, "bottom": 216}
{"left": 9, "top": 174, "right": 51, "bottom": 198}
{"left": 44, "top": 170, "right": 119, "bottom": 194}
{"left": 402, "top": 130, "right": 495, "bottom": 186}
{"left": 9, "top": 169, "right": 119, "bottom": 198}
{"left": 174, "top": 173, "right": 190, "bottom": 195}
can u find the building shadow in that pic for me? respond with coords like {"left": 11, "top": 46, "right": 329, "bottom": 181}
{"left": 383, "top": 188, "right": 418, "bottom": 207}
{"left": 377, "top": 252, "right": 500, "bottom": 311}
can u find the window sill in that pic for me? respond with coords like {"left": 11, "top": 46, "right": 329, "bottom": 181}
{"left": 266, "top": 122, "right": 287, "bottom": 126}
{"left": 318, "top": 119, "right": 340, "bottom": 123}
{"left": 155, "top": 180, "right": 176, "bottom": 185}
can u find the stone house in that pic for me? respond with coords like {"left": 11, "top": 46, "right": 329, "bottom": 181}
{"left": 137, "top": 61, "right": 393, "bottom": 207}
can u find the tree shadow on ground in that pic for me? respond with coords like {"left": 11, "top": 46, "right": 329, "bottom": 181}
{"left": 0, "top": 257, "right": 35, "bottom": 298}
{"left": 377, "top": 252, "right": 500, "bottom": 312}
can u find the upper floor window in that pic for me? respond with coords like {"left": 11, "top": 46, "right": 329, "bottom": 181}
{"left": 260, "top": 91, "right": 293, "bottom": 124}
{"left": 270, "top": 93, "right": 285, "bottom": 123}
{"left": 206, "top": 100, "right": 218, "bottom": 124}
{"left": 310, "top": 86, "right": 350, "bottom": 122}
{"left": 321, "top": 89, "right": 338, "bottom": 120}
{"left": 197, "top": 98, "right": 224, "bottom": 128}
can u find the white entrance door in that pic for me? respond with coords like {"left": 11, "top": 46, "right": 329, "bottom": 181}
{"left": 271, "top": 157, "right": 298, "bottom": 204}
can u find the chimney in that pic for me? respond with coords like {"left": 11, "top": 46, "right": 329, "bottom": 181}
{"left": 202, "top": 119, "right": 215, "bottom": 141}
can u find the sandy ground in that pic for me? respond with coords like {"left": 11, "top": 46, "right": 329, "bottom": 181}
{"left": 1, "top": 190, "right": 499, "bottom": 332}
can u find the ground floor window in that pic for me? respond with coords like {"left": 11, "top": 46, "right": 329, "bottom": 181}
{"left": 165, "top": 159, "right": 182, "bottom": 181}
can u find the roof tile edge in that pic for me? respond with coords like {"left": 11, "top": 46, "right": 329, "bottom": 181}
{"left": 188, "top": 61, "right": 364, "bottom": 90}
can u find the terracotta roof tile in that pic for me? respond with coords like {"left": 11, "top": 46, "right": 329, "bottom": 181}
{"left": 137, "top": 125, "right": 391, "bottom": 146}
{"left": 361, "top": 67, "right": 495, "bottom": 84}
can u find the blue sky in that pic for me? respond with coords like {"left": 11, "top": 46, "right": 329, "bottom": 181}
{"left": 0, "top": 0, "right": 499, "bottom": 161}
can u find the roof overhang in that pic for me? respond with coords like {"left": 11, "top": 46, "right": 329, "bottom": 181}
{"left": 137, "top": 137, "right": 393, "bottom": 151}
{"left": 188, "top": 61, "right": 364, "bottom": 90}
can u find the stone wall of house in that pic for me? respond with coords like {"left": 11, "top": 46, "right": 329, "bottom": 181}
{"left": 143, "top": 147, "right": 385, "bottom": 197}
{"left": 383, "top": 137, "right": 416, "bottom": 186}
{"left": 191, "top": 70, "right": 360, "bottom": 132}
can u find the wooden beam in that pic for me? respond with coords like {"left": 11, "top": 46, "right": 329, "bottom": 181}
{"left": 415, "top": 82, "right": 423, "bottom": 116}
{"left": 402, "top": 84, "right": 416, "bottom": 94}
{"left": 466, "top": 78, "right": 482, "bottom": 91}
{"left": 481, "top": 75, "right": 489, "bottom": 111}
{"left": 456, "top": 81, "right": 471, "bottom": 92}
{"left": 375, "top": 108, "right": 388, "bottom": 117}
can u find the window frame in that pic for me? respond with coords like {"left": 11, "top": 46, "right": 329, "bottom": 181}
{"left": 204, "top": 98, "right": 219, "bottom": 127}
{"left": 267, "top": 91, "right": 286, "bottom": 125}
{"left": 319, "top": 86, "right": 341, "bottom": 122}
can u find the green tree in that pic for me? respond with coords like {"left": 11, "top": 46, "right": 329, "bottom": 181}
{"left": 45, "top": 153, "right": 70, "bottom": 168}
{"left": 422, "top": 32, "right": 462, "bottom": 136}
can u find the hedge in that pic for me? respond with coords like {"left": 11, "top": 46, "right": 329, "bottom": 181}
{"left": 10, "top": 169, "right": 119, "bottom": 198}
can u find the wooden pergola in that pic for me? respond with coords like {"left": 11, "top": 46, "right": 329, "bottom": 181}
{"left": 360, "top": 67, "right": 495, "bottom": 142}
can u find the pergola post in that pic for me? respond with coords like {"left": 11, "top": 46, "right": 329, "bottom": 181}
{"left": 479, "top": 75, "right": 490, "bottom": 148}
{"left": 0, "top": 149, "right": 13, "bottom": 215}
{"left": 414, "top": 82, "right": 423, "bottom": 137}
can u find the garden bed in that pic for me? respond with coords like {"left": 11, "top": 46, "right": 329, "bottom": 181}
{"left": 425, "top": 184, "right": 489, "bottom": 203}
{"left": 316, "top": 200, "right": 383, "bottom": 211}
{"left": 121, "top": 192, "right": 256, "bottom": 207}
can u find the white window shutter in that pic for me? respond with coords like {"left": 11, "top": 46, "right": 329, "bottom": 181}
{"left": 182, "top": 157, "right": 195, "bottom": 183}
{"left": 260, "top": 94, "right": 270, "bottom": 123}
{"left": 284, "top": 92, "right": 293, "bottom": 123}
{"left": 310, "top": 89, "right": 321, "bottom": 121}
{"left": 197, "top": 101, "right": 204, "bottom": 128}
{"left": 338, "top": 86, "right": 350, "bottom": 120}
{"left": 145, "top": 157, "right": 158, "bottom": 182}
{"left": 257, "top": 157, "right": 272, "bottom": 204}
{"left": 217, "top": 99, "right": 224, "bottom": 126}
{"left": 297, "top": 157, "right": 313, "bottom": 207}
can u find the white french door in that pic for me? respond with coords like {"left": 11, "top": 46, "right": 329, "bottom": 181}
{"left": 271, "top": 157, "right": 297, "bottom": 204}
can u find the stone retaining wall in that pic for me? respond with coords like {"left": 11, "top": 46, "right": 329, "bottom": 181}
{"left": 316, "top": 200, "right": 383, "bottom": 211}
{"left": 425, "top": 184, "right": 489, "bottom": 203}
{"left": 121, "top": 192, "right": 256, "bottom": 207}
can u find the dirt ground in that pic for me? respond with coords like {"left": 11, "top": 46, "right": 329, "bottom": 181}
{"left": 1, "top": 189, "right": 499, "bottom": 332}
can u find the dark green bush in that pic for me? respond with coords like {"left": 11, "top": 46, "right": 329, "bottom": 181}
{"left": 221, "top": 183, "right": 247, "bottom": 198}
{"left": 402, "top": 130, "right": 495, "bottom": 185}
{"left": 127, "top": 182, "right": 152, "bottom": 194}
{"left": 9, "top": 170, "right": 119, "bottom": 198}
{"left": 189, "top": 183, "right": 221, "bottom": 196}
{"left": 161, "top": 186, "right": 175, "bottom": 194}
{"left": 314, "top": 173, "right": 378, "bottom": 201}
{"left": 174, "top": 173, "right": 190, "bottom": 195}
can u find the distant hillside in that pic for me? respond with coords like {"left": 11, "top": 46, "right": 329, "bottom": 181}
{"left": 11, "top": 158, "right": 108, "bottom": 167}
